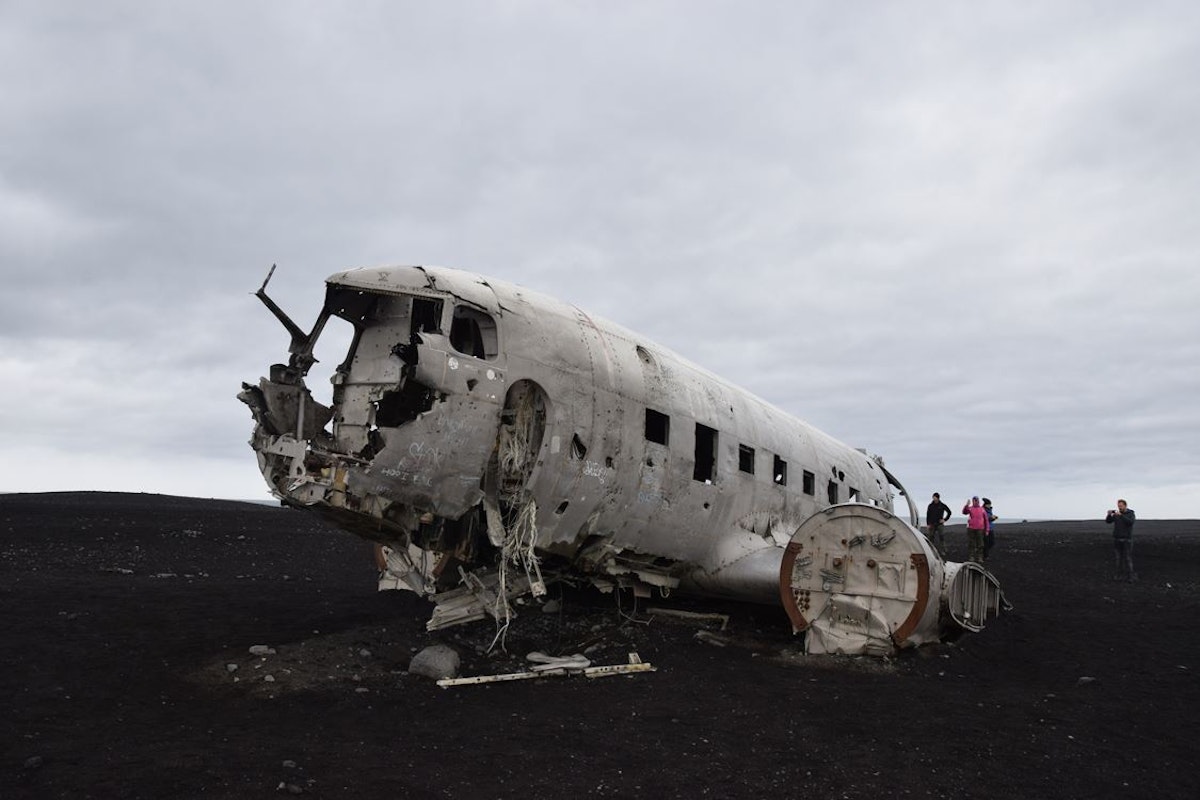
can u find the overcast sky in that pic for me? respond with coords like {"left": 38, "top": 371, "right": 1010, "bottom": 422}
{"left": 3, "top": 1, "right": 1198, "bottom": 520}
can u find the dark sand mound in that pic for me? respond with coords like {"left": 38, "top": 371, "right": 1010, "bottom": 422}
{"left": 2, "top": 493, "right": 1197, "bottom": 798}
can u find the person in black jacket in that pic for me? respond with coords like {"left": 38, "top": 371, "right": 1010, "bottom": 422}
{"left": 982, "top": 498, "right": 997, "bottom": 560}
{"left": 925, "top": 492, "right": 952, "bottom": 558}
{"left": 1105, "top": 499, "right": 1137, "bottom": 582}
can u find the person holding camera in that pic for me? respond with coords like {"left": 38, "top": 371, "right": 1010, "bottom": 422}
{"left": 1105, "top": 499, "right": 1137, "bottom": 582}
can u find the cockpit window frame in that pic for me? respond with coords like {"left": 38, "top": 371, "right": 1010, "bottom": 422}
{"left": 449, "top": 304, "right": 499, "bottom": 360}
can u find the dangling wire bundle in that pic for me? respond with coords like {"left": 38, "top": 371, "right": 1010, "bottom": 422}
{"left": 497, "top": 423, "right": 527, "bottom": 481}
{"left": 504, "top": 498, "right": 543, "bottom": 592}
{"left": 487, "top": 497, "right": 544, "bottom": 653}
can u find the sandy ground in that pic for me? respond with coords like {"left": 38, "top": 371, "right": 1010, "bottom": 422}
{"left": 2, "top": 492, "right": 1198, "bottom": 799}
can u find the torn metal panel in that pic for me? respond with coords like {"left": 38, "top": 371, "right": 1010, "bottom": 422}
{"left": 240, "top": 264, "right": 1004, "bottom": 657}
{"left": 424, "top": 568, "right": 539, "bottom": 632}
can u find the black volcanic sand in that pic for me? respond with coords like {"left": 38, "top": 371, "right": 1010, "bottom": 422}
{"left": 2, "top": 493, "right": 1197, "bottom": 799}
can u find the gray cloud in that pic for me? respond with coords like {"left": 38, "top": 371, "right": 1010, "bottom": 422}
{"left": 2, "top": 1, "right": 1198, "bottom": 518}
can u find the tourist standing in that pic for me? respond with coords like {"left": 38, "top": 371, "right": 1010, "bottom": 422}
{"left": 1105, "top": 499, "right": 1137, "bottom": 581}
{"left": 962, "top": 496, "right": 988, "bottom": 564}
{"left": 982, "top": 498, "right": 997, "bottom": 560}
{"left": 926, "top": 492, "right": 952, "bottom": 558}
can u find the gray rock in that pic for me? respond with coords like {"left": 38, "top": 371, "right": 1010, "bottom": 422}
{"left": 541, "top": 598, "right": 562, "bottom": 614}
{"left": 249, "top": 645, "right": 276, "bottom": 656}
{"left": 407, "top": 644, "right": 460, "bottom": 680}
{"left": 24, "top": 756, "right": 43, "bottom": 770}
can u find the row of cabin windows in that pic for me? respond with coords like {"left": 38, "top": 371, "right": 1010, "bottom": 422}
{"left": 644, "top": 408, "right": 858, "bottom": 502}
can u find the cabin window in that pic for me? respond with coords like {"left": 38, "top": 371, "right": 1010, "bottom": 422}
{"left": 449, "top": 305, "right": 498, "bottom": 359}
{"left": 773, "top": 456, "right": 787, "bottom": 486}
{"left": 412, "top": 297, "right": 442, "bottom": 334}
{"left": 827, "top": 480, "right": 839, "bottom": 504}
{"left": 645, "top": 409, "right": 670, "bottom": 445}
{"left": 571, "top": 433, "right": 587, "bottom": 459}
{"left": 738, "top": 444, "right": 755, "bottom": 474}
{"left": 803, "top": 470, "right": 815, "bottom": 495}
{"left": 693, "top": 423, "right": 718, "bottom": 482}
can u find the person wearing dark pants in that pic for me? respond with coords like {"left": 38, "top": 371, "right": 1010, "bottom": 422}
{"left": 982, "top": 498, "right": 997, "bottom": 560}
{"left": 1105, "top": 499, "right": 1137, "bottom": 581}
{"left": 926, "top": 492, "right": 952, "bottom": 558}
{"left": 962, "top": 496, "right": 988, "bottom": 564}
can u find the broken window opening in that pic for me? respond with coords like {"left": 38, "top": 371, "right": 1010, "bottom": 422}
{"left": 449, "top": 305, "right": 498, "bottom": 360}
{"left": 308, "top": 287, "right": 390, "bottom": 409}
{"left": 342, "top": 293, "right": 418, "bottom": 374}
{"left": 693, "top": 423, "right": 718, "bottom": 483}
{"left": 803, "top": 470, "right": 815, "bottom": 496}
{"left": 327, "top": 288, "right": 380, "bottom": 326}
{"left": 827, "top": 480, "right": 839, "bottom": 505}
{"left": 645, "top": 409, "right": 669, "bottom": 445}
{"left": 307, "top": 317, "right": 355, "bottom": 414}
{"left": 849, "top": 487, "right": 860, "bottom": 502}
{"left": 329, "top": 289, "right": 424, "bottom": 387}
{"left": 374, "top": 381, "right": 437, "bottom": 429}
{"left": 379, "top": 297, "right": 443, "bottom": 369}
{"left": 738, "top": 444, "right": 755, "bottom": 475}
{"left": 411, "top": 297, "right": 442, "bottom": 335}
{"left": 334, "top": 326, "right": 364, "bottom": 380}
{"left": 773, "top": 455, "right": 788, "bottom": 486}
{"left": 355, "top": 427, "right": 385, "bottom": 460}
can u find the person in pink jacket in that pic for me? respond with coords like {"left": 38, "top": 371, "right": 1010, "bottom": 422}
{"left": 962, "top": 496, "right": 989, "bottom": 563}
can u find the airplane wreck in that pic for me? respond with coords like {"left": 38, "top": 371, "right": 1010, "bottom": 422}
{"left": 239, "top": 265, "right": 1003, "bottom": 656}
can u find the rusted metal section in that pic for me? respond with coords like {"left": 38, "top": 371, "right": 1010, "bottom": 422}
{"left": 778, "top": 504, "right": 974, "bottom": 655}
{"left": 239, "top": 264, "right": 1002, "bottom": 656}
{"left": 779, "top": 540, "right": 812, "bottom": 632}
{"left": 891, "top": 553, "right": 932, "bottom": 646}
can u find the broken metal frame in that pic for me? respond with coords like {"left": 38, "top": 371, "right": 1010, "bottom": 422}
{"left": 436, "top": 653, "right": 655, "bottom": 688}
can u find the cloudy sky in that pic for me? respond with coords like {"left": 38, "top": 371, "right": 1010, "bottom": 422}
{"left": 3, "top": 1, "right": 1198, "bottom": 520}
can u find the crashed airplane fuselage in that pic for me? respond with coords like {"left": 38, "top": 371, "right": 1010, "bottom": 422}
{"left": 239, "top": 265, "right": 1002, "bottom": 655}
